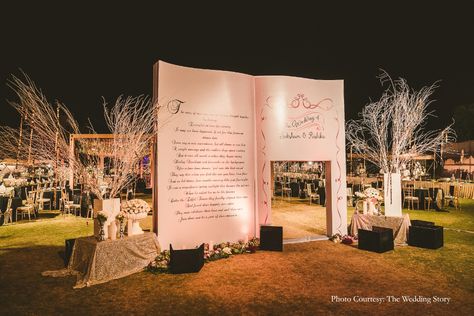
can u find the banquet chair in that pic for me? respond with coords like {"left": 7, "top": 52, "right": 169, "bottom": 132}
{"left": 281, "top": 182, "right": 291, "bottom": 201}
{"left": 403, "top": 186, "right": 419, "bottom": 210}
{"left": 16, "top": 192, "right": 36, "bottom": 221}
{"left": 444, "top": 183, "right": 461, "bottom": 209}
{"left": 346, "top": 187, "right": 353, "bottom": 207}
{"left": 30, "top": 190, "right": 39, "bottom": 216}
{"left": 126, "top": 186, "right": 135, "bottom": 200}
{"left": 355, "top": 199, "right": 364, "bottom": 213}
{"left": 84, "top": 191, "right": 94, "bottom": 218}
{"left": 86, "top": 204, "right": 94, "bottom": 219}
{"left": 61, "top": 190, "right": 74, "bottom": 215}
{"left": 298, "top": 181, "right": 306, "bottom": 198}
{"left": 424, "top": 183, "right": 435, "bottom": 210}
{"left": 3, "top": 197, "right": 14, "bottom": 225}
{"left": 70, "top": 194, "right": 83, "bottom": 216}
{"left": 307, "top": 183, "right": 320, "bottom": 205}
{"left": 289, "top": 182, "right": 300, "bottom": 198}
{"left": 36, "top": 190, "right": 51, "bottom": 211}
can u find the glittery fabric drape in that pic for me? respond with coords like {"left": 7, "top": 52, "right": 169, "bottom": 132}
{"left": 42, "top": 232, "right": 160, "bottom": 288}
{"left": 350, "top": 213, "right": 411, "bottom": 245}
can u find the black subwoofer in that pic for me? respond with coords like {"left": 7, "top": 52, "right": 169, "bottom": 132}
{"left": 169, "top": 243, "right": 205, "bottom": 274}
{"left": 260, "top": 225, "right": 283, "bottom": 251}
{"left": 408, "top": 225, "right": 443, "bottom": 249}
{"left": 358, "top": 226, "right": 394, "bottom": 253}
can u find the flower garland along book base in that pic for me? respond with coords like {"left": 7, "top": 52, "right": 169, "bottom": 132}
{"left": 148, "top": 238, "right": 260, "bottom": 274}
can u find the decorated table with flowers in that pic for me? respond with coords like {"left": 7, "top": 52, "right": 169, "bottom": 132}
{"left": 42, "top": 232, "right": 160, "bottom": 288}
{"left": 349, "top": 212, "right": 411, "bottom": 245}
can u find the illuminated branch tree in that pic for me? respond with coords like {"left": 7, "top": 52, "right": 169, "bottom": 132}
{"left": 2, "top": 73, "right": 163, "bottom": 204}
{"left": 78, "top": 96, "right": 156, "bottom": 199}
{"left": 2, "top": 73, "right": 80, "bottom": 187}
{"left": 346, "top": 72, "right": 455, "bottom": 215}
{"left": 347, "top": 72, "right": 455, "bottom": 172}
{"left": 0, "top": 126, "right": 27, "bottom": 161}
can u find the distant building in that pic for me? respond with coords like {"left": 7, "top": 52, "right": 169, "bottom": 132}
{"left": 442, "top": 140, "right": 474, "bottom": 180}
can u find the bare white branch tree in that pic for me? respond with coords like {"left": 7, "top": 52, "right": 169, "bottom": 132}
{"left": 2, "top": 73, "right": 167, "bottom": 213}
{"left": 346, "top": 71, "right": 455, "bottom": 215}
{"left": 77, "top": 96, "right": 156, "bottom": 199}
{"left": 2, "top": 73, "right": 81, "bottom": 187}
{"left": 347, "top": 72, "right": 455, "bottom": 173}
{"left": 0, "top": 126, "right": 27, "bottom": 161}
{"left": 2, "top": 73, "right": 158, "bottom": 202}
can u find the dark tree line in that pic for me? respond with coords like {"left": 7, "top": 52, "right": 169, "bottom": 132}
{"left": 454, "top": 103, "right": 474, "bottom": 141}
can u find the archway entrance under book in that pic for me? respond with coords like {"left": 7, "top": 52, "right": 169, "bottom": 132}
{"left": 270, "top": 160, "right": 329, "bottom": 241}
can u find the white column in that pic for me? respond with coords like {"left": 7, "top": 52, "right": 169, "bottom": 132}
{"left": 384, "top": 173, "right": 402, "bottom": 217}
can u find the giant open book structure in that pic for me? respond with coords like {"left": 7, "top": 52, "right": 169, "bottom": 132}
{"left": 153, "top": 61, "right": 347, "bottom": 249}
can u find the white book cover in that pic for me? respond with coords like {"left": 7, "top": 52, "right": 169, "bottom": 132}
{"left": 154, "top": 61, "right": 346, "bottom": 249}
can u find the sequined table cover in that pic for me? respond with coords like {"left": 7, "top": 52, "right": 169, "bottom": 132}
{"left": 350, "top": 213, "right": 411, "bottom": 245}
{"left": 43, "top": 232, "right": 160, "bottom": 288}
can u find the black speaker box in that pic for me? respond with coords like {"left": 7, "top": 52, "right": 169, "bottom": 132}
{"left": 65, "top": 238, "right": 76, "bottom": 267}
{"left": 358, "top": 226, "right": 394, "bottom": 253}
{"left": 169, "top": 243, "right": 205, "bottom": 274}
{"left": 260, "top": 225, "right": 283, "bottom": 251}
{"left": 408, "top": 225, "right": 443, "bottom": 249}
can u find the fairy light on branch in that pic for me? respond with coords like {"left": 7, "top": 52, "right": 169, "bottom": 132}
{"left": 346, "top": 71, "right": 455, "bottom": 174}
{"left": 3, "top": 72, "right": 80, "bottom": 184}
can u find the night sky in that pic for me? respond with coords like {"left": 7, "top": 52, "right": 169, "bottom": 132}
{"left": 1, "top": 2, "right": 473, "bottom": 133}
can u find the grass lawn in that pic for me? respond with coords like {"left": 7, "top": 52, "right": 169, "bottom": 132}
{"left": 392, "top": 199, "right": 474, "bottom": 294}
{"left": 0, "top": 199, "right": 473, "bottom": 315}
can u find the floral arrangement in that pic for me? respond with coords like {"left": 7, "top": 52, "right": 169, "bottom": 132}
{"left": 341, "top": 235, "right": 357, "bottom": 244}
{"left": 364, "top": 187, "right": 383, "bottom": 200}
{"left": 148, "top": 250, "right": 170, "bottom": 273}
{"left": 329, "top": 233, "right": 342, "bottom": 243}
{"left": 148, "top": 237, "right": 260, "bottom": 274}
{"left": 96, "top": 211, "right": 108, "bottom": 224}
{"left": 355, "top": 187, "right": 383, "bottom": 202}
{"left": 205, "top": 238, "right": 259, "bottom": 261}
{"left": 246, "top": 237, "right": 259, "bottom": 252}
{"left": 121, "top": 199, "right": 150, "bottom": 216}
{"left": 116, "top": 212, "right": 125, "bottom": 223}
{"left": 329, "top": 233, "right": 357, "bottom": 244}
